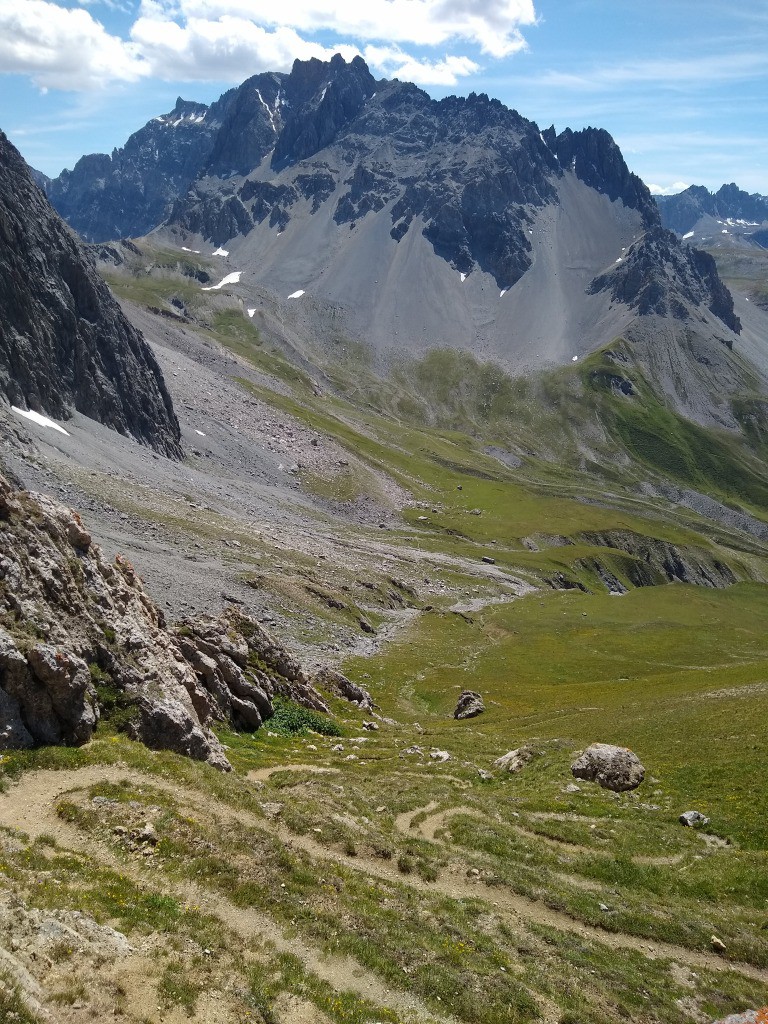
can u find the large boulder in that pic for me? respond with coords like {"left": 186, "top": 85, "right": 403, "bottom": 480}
{"left": 312, "top": 666, "right": 373, "bottom": 710}
{"left": 679, "top": 810, "right": 710, "bottom": 827}
{"left": 454, "top": 690, "right": 485, "bottom": 720}
{"left": 570, "top": 743, "right": 645, "bottom": 792}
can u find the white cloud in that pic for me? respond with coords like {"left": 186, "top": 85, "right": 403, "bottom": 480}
{"left": 651, "top": 181, "right": 692, "bottom": 196}
{"left": 0, "top": 0, "right": 535, "bottom": 91}
{"left": 646, "top": 181, "right": 690, "bottom": 196}
{"left": 0, "top": 0, "right": 145, "bottom": 90}
{"left": 363, "top": 45, "right": 479, "bottom": 85}
{"left": 164, "top": 0, "right": 536, "bottom": 58}
{"left": 130, "top": 15, "right": 358, "bottom": 81}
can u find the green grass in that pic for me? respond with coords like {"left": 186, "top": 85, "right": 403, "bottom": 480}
{"left": 592, "top": 366, "right": 768, "bottom": 510}
{"left": 43, "top": 245, "right": 765, "bottom": 1022}
{"left": 344, "top": 582, "right": 768, "bottom": 843}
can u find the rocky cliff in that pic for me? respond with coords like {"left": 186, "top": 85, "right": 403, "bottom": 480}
{"left": 0, "top": 473, "right": 366, "bottom": 767}
{"left": 0, "top": 131, "right": 182, "bottom": 457}
{"left": 45, "top": 99, "right": 221, "bottom": 243}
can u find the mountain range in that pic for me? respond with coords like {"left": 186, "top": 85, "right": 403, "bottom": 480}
{"left": 657, "top": 182, "right": 768, "bottom": 242}
{"left": 32, "top": 56, "right": 748, "bottom": 416}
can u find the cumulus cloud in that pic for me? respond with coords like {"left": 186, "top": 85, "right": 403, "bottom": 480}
{"left": 164, "top": 0, "right": 536, "bottom": 58}
{"left": 646, "top": 181, "right": 691, "bottom": 196}
{"left": 363, "top": 45, "right": 479, "bottom": 85}
{"left": 0, "top": 0, "right": 145, "bottom": 90}
{"left": 130, "top": 15, "right": 358, "bottom": 81}
{"left": 0, "top": 0, "right": 536, "bottom": 90}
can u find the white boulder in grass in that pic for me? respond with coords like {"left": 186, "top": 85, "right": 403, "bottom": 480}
{"left": 570, "top": 743, "right": 645, "bottom": 792}
{"left": 493, "top": 746, "right": 537, "bottom": 774}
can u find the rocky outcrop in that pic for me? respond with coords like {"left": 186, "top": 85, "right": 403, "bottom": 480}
{"left": 0, "top": 131, "right": 182, "bottom": 457}
{"left": 588, "top": 226, "right": 741, "bottom": 337}
{"left": 311, "top": 666, "right": 374, "bottom": 710}
{"left": 571, "top": 743, "right": 645, "bottom": 792}
{"left": 454, "top": 690, "right": 485, "bottom": 720}
{"left": 579, "top": 530, "right": 738, "bottom": 589}
{"left": 0, "top": 474, "right": 343, "bottom": 768}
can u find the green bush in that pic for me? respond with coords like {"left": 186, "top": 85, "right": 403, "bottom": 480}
{"left": 266, "top": 698, "right": 342, "bottom": 737}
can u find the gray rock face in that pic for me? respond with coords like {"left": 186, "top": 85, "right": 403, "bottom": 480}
{"left": 588, "top": 226, "right": 740, "bottom": 337}
{"left": 0, "top": 473, "right": 347, "bottom": 769}
{"left": 0, "top": 131, "right": 182, "bottom": 457}
{"left": 454, "top": 690, "right": 485, "bottom": 720}
{"left": 571, "top": 743, "right": 645, "bottom": 792}
{"left": 26, "top": 644, "right": 98, "bottom": 744}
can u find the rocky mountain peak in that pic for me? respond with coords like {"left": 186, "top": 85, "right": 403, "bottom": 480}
{"left": 0, "top": 131, "right": 182, "bottom": 456}
{"left": 552, "top": 126, "right": 659, "bottom": 226}
{"left": 272, "top": 53, "right": 377, "bottom": 168}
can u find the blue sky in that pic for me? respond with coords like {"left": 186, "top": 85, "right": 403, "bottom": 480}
{"left": 1, "top": 0, "right": 766, "bottom": 195}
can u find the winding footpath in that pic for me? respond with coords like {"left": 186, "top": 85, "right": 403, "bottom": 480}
{"left": 2, "top": 763, "right": 767, "bottom": 1013}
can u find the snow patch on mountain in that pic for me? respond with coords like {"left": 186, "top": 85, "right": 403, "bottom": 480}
{"left": 12, "top": 406, "right": 70, "bottom": 435}
{"left": 202, "top": 272, "right": 242, "bottom": 291}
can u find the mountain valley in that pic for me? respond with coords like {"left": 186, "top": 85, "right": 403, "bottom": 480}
{"left": 2, "top": 55, "right": 768, "bottom": 1024}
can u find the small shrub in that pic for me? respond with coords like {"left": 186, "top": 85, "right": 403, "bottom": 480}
{"left": 89, "top": 662, "right": 109, "bottom": 684}
{"left": 158, "top": 963, "right": 200, "bottom": 1013}
{"left": 397, "top": 854, "right": 414, "bottom": 874}
{"left": 94, "top": 681, "right": 139, "bottom": 731}
{"left": 98, "top": 622, "right": 117, "bottom": 644}
{"left": 416, "top": 860, "right": 439, "bottom": 882}
{"left": 266, "top": 698, "right": 342, "bottom": 737}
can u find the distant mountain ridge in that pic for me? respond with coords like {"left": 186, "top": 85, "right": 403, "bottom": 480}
{"left": 44, "top": 97, "right": 221, "bottom": 243}
{"left": 39, "top": 56, "right": 743, "bottom": 404}
{"left": 0, "top": 131, "right": 182, "bottom": 456}
{"left": 656, "top": 183, "right": 768, "bottom": 236}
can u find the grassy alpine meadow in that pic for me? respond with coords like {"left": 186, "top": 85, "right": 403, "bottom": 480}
{"left": 343, "top": 582, "right": 768, "bottom": 843}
